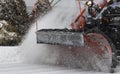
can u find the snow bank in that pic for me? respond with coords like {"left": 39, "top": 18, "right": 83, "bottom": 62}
{"left": 0, "top": 47, "right": 22, "bottom": 64}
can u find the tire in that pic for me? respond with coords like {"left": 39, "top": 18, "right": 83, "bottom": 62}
{"left": 84, "top": 28, "right": 117, "bottom": 72}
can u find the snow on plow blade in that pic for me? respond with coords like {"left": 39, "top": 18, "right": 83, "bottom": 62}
{"left": 36, "top": 29, "right": 84, "bottom": 46}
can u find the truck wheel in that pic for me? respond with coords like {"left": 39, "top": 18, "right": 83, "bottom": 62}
{"left": 84, "top": 28, "right": 117, "bottom": 72}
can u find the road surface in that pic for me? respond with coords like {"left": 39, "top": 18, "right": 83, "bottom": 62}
{"left": 0, "top": 63, "right": 114, "bottom": 74}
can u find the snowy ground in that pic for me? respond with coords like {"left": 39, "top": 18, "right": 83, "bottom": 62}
{"left": 0, "top": 0, "right": 120, "bottom": 74}
{"left": 0, "top": 63, "right": 115, "bottom": 74}
{"left": 0, "top": 46, "right": 120, "bottom": 74}
{"left": 0, "top": 47, "right": 21, "bottom": 64}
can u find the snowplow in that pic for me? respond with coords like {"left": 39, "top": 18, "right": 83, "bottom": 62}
{"left": 36, "top": 0, "right": 120, "bottom": 72}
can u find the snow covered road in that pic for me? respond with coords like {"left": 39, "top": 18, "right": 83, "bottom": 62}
{"left": 0, "top": 46, "right": 120, "bottom": 74}
{"left": 0, "top": 63, "right": 116, "bottom": 74}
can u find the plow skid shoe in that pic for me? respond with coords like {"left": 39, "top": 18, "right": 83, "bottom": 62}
{"left": 36, "top": 29, "right": 84, "bottom": 46}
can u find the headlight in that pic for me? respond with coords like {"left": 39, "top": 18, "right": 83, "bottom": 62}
{"left": 86, "top": 1, "right": 92, "bottom": 7}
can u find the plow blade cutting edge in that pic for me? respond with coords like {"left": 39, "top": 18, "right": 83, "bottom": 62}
{"left": 36, "top": 29, "right": 84, "bottom": 46}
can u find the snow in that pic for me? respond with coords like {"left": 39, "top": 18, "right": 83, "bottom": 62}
{"left": 20, "top": 0, "right": 80, "bottom": 65}
{"left": 24, "top": 0, "right": 35, "bottom": 6}
{"left": 0, "top": 47, "right": 21, "bottom": 64}
{"left": 0, "top": 63, "right": 117, "bottom": 74}
{"left": 37, "top": 0, "right": 79, "bottom": 29}
{"left": 0, "top": 0, "right": 120, "bottom": 74}
{"left": 0, "top": 20, "right": 18, "bottom": 40}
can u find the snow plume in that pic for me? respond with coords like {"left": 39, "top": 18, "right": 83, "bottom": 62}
{"left": 19, "top": 0, "right": 111, "bottom": 72}
{"left": 20, "top": 0, "right": 102, "bottom": 71}
{"left": 20, "top": 0, "right": 79, "bottom": 64}
{"left": 20, "top": 24, "right": 60, "bottom": 64}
